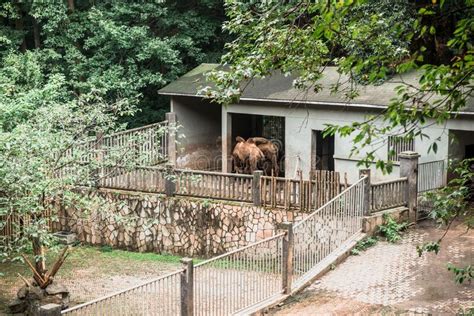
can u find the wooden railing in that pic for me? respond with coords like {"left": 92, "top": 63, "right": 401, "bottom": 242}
{"left": 370, "top": 177, "right": 408, "bottom": 212}
{"left": 174, "top": 169, "right": 254, "bottom": 202}
{"left": 100, "top": 166, "right": 167, "bottom": 193}
{"left": 1, "top": 210, "right": 56, "bottom": 244}
{"left": 261, "top": 170, "right": 345, "bottom": 211}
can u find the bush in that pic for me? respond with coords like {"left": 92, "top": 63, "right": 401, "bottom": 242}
{"left": 351, "top": 236, "right": 378, "bottom": 255}
{"left": 378, "top": 214, "right": 408, "bottom": 243}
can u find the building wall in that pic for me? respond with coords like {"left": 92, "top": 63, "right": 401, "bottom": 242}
{"left": 221, "top": 101, "right": 474, "bottom": 183}
{"left": 168, "top": 95, "right": 473, "bottom": 182}
{"left": 171, "top": 96, "right": 222, "bottom": 169}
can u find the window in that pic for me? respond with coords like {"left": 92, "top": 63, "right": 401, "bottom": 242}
{"left": 388, "top": 136, "right": 414, "bottom": 161}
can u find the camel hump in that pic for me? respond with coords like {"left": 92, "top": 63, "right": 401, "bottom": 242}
{"left": 236, "top": 136, "right": 245, "bottom": 143}
{"left": 251, "top": 137, "right": 269, "bottom": 145}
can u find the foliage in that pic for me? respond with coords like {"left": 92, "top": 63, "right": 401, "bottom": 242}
{"left": 0, "top": 52, "right": 169, "bottom": 264}
{"left": 203, "top": 0, "right": 473, "bottom": 173}
{"left": 418, "top": 159, "right": 473, "bottom": 255}
{"left": 351, "top": 236, "right": 378, "bottom": 255}
{"left": 0, "top": 0, "right": 226, "bottom": 127}
{"left": 447, "top": 263, "right": 473, "bottom": 284}
{"left": 378, "top": 214, "right": 408, "bottom": 243}
{"left": 417, "top": 159, "right": 473, "bottom": 283}
{"left": 205, "top": 0, "right": 473, "bottom": 282}
{"left": 425, "top": 159, "right": 474, "bottom": 227}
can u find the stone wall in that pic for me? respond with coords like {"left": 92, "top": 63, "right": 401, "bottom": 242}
{"left": 58, "top": 189, "right": 305, "bottom": 256}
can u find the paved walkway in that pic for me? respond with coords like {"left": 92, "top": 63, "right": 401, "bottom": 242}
{"left": 273, "top": 220, "right": 473, "bottom": 315}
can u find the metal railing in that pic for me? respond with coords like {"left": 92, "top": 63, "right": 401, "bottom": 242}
{"left": 61, "top": 270, "right": 182, "bottom": 315}
{"left": 60, "top": 178, "right": 368, "bottom": 315}
{"left": 291, "top": 176, "right": 366, "bottom": 289}
{"left": 193, "top": 234, "right": 284, "bottom": 315}
{"left": 58, "top": 122, "right": 169, "bottom": 180}
{"left": 418, "top": 160, "right": 445, "bottom": 193}
{"left": 102, "top": 121, "right": 169, "bottom": 166}
{"left": 370, "top": 177, "right": 408, "bottom": 212}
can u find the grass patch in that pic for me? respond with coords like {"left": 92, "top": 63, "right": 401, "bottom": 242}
{"left": 96, "top": 246, "right": 184, "bottom": 264}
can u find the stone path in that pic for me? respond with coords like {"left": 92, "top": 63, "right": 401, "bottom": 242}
{"left": 272, "top": 220, "right": 473, "bottom": 315}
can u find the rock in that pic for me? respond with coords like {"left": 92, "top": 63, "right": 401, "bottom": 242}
{"left": 45, "top": 283, "right": 69, "bottom": 296}
{"left": 39, "top": 303, "right": 62, "bottom": 316}
{"left": 17, "top": 285, "right": 28, "bottom": 299}
{"left": 8, "top": 298, "right": 27, "bottom": 314}
{"left": 26, "top": 286, "right": 44, "bottom": 301}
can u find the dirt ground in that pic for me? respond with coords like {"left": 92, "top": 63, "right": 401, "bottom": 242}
{"left": 0, "top": 246, "right": 181, "bottom": 314}
{"left": 272, "top": 219, "right": 473, "bottom": 315}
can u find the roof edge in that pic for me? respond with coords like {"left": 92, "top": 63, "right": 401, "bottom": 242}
{"left": 160, "top": 92, "right": 474, "bottom": 116}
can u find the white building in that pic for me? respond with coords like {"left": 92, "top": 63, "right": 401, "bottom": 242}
{"left": 159, "top": 64, "right": 474, "bottom": 183}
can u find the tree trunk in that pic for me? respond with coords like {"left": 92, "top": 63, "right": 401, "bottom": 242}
{"left": 14, "top": 6, "right": 26, "bottom": 52}
{"left": 32, "top": 18, "right": 41, "bottom": 49}
{"left": 31, "top": 237, "right": 46, "bottom": 278}
{"left": 67, "top": 0, "right": 75, "bottom": 12}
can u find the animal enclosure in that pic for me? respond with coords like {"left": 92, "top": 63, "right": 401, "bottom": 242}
{"left": 231, "top": 114, "right": 285, "bottom": 176}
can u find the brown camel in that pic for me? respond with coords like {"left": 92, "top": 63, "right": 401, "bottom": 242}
{"left": 251, "top": 137, "right": 279, "bottom": 176}
{"left": 232, "top": 137, "right": 264, "bottom": 174}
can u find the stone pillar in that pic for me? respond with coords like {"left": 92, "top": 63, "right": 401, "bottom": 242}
{"left": 180, "top": 258, "right": 194, "bottom": 316}
{"left": 359, "top": 169, "right": 371, "bottom": 216}
{"left": 164, "top": 163, "right": 176, "bottom": 197}
{"left": 399, "top": 151, "right": 420, "bottom": 223}
{"left": 252, "top": 170, "right": 263, "bottom": 206}
{"left": 222, "top": 112, "right": 232, "bottom": 173}
{"left": 281, "top": 222, "right": 294, "bottom": 294}
{"left": 166, "top": 112, "right": 177, "bottom": 166}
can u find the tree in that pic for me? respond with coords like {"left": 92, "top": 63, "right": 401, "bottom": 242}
{"left": 0, "top": 0, "right": 227, "bottom": 127}
{"left": 0, "top": 51, "right": 167, "bottom": 281}
{"left": 202, "top": 0, "right": 473, "bottom": 282}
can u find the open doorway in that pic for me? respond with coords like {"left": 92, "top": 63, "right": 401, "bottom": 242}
{"left": 311, "top": 130, "right": 335, "bottom": 171}
{"left": 231, "top": 114, "right": 285, "bottom": 176}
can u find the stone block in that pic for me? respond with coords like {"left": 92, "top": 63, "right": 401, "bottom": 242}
{"left": 53, "top": 231, "right": 77, "bottom": 245}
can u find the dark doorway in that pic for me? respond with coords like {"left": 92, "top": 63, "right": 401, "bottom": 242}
{"left": 231, "top": 114, "right": 285, "bottom": 176}
{"left": 312, "top": 130, "right": 335, "bottom": 171}
{"left": 465, "top": 144, "right": 474, "bottom": 159}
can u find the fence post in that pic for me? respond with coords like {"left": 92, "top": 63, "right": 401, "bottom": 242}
{"left": 359, "top": 169, "right": 371, "bottom": 216}
{"left": 94, "top": 132, "right": 104, "bottom": 187}
{"left": 252, "top": 170, "right": 263, "bottom": 206}
{"left": 399, "top": 151, "right": 419, "bottom": 223}
{"left": 165, "top": 163, "right": 176, "bottom": 197}
{"left": 180, "top": 258, "right": 194, "bottom": 316}
{"left": 166, "top": 112, "right": 177, "bottom": 166}
{"left": 281, "top": 221, "right": 294, "bottom": 294}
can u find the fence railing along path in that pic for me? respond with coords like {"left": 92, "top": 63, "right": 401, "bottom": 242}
{"left": 61, "top": 270, "right": 182, "bottom": 315}
{"left": 291, "top": 177, "right": 366, "bottom": 289}
{"left": 418, "top": 160, "right": 445, "bottom": 193}
{"left": 61, "top": 177, "right": 368, "bottom": 316}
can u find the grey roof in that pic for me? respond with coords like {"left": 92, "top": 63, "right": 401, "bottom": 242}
{"left": 159, "top": 63, "right": 474, "bottom": 113}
